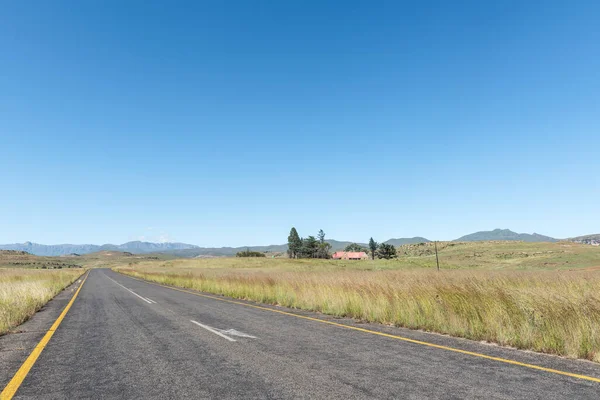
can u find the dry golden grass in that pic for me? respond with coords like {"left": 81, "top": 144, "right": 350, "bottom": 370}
{"left": 116, "top": 263, "right": 600, "bottom": 362}
{"left": 0, "top": 268, "right": 85, "bottom": 335}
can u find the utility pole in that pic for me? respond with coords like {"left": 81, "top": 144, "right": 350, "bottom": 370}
{"left": 435, "top": 241, "right": 440, "bottom": 271}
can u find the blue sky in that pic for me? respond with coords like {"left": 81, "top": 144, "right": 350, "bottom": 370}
{"left": 1, "top": 1, "right": 598, "bottom": 246}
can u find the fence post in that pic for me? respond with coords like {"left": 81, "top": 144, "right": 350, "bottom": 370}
{"left": 435, "top": 241, "right": 440, "bottom": 271}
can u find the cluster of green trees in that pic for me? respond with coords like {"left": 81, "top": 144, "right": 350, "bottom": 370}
{"left": 287, "top": 228, "right": 332, "bottom": 259}
{"left": 343, "top": 243, "right": 367, "bottom": 252}
{"left": 369, "top": 238, "right": 397, "bottom": 259}
{"left": 236, "top": 248, "right": 266, "bottom": 258}
{"left": 287, "top": 229, "right": 399, "bottom": 260}
{"left": 343, "top": 238, "right": 397, "bottom": 260}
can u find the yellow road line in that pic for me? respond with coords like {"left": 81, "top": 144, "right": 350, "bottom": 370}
{"left": 121, "top": 272, "right": 600, "bottom": 384}
{"left": 1, "top": 272, "right": 89, "bottom": 400}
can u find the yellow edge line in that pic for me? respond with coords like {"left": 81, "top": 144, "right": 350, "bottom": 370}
{"left": 120, "top": 271, "right": 600, "bottom": 384}
{"left": 1, "top": 272, "right": 89, "bottom": 400}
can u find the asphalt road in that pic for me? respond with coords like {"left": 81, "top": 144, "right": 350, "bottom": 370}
{"left": 2, "top": 268, "right": 600, "bottom": 399}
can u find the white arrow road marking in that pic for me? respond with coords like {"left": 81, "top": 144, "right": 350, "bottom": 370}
{"left": 220, "top": 329, "right": 257, "bottom": 339}
{"left": 190, "top": 320, "right": 258, "bottom": 341}
{"left": 191, "top": 320, "right": 237, "bottom": 342}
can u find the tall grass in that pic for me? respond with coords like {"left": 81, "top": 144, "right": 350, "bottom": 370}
{"left": 116, "top": 266, "right": 600, "bottom": 362}
{"left": 0, "top": 269, "right": 85, "bottom": 335}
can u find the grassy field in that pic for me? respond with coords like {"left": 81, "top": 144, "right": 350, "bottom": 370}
{"left": 114, "top": 241, "right": 600, "bottom": 362}
{"left": 0, "top": 250, "right": 83, "bottom": 269}
{"left": 0, "top": 249, "right": 175, "bottom": 270}
{"left": 396, "top": 240, "right": 600, "bottom": 270}
{"left": 0, "top": 268, "right": 85, "bottom": 335}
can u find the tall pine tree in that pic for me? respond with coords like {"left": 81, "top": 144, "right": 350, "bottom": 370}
{"left": 287, "top": 227, "right": 302, "bottom": 258}
{"left": 368, "top": 237, "right": 378, "bottom": 260}
{"left": 317, "top": 229, "right": 326, "bottom": 243}
{"left": 316, "top": 229, "right": 331, "bottom": 259}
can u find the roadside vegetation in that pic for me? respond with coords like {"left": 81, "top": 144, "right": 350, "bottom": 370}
{"left": 114, "top": 240, "right": 600, "bottom": 362}
{"left": 0, "top": 268, "right": 84, "bottom": 335}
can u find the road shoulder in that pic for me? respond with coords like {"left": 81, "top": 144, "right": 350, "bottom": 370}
{"left": 0, "top": 276, "right": 86, "bottom": 389}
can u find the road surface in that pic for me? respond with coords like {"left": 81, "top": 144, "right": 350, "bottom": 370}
{"left": 1, "top": 268, "right": 600, "bottom": 399}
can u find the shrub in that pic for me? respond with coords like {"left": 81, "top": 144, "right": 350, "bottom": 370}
{"left": 236, "top": 249, "right": 267, "bottom": 257}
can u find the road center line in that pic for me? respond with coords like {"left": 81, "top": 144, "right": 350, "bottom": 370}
{"left": 104, "top": 274, "right": 153, "bottom": 304}
{"left": 190, "top": 320, "right": 236, "bottom": 342}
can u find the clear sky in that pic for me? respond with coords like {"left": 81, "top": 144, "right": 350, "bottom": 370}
{"left": 1, "top": 1, "right": 598, "bottom": 246}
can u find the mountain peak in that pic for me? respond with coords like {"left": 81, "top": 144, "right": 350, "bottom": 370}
{"left": 384, "top": 237, "right": 431, "bottom": 246}
{"left": 455, "top": 229, "right": 557, "bottom": 243}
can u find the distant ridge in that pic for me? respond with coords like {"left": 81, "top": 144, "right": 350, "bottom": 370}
{"left": 0, "top": 237, "right": 432, "bottom": 257}
{"left": 0, "top": 241, "right": 198, "bottom": 257}
{"left": 0, "top": 229, "right": 575, "bottom": 257}
{"left": 384, "top": 237, "right": 430, "bottom": 246}
{"left": 454, "top": 229, "right": 558, "bottom": 243}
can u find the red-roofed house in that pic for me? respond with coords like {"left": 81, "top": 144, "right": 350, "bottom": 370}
{"left": 331, "top": 251, "right": 369, "bottom": 260}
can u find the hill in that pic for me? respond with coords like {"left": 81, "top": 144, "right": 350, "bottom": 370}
{"left": 569, "top": 234, "right": 600, "bottom": 246}
{"left": 0, "top": 249, "right": 177, "bottom": 269}
{"left": 384, "top": 237, "right": 430, "bottom": 246}
{"left": 454, "top": 229, "right": 557, "bottom": 243}
{"left": 0, "top": 250, "right": 82, "bottom": 269}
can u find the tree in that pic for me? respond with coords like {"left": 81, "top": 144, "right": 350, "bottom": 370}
{"left": 368, "top": 237, "right": 378, "bottom": 260}
{"left": 317, "top": 242, "right": 332, "bottom": 258}
{"left": 344, "top": 243, "right": 367, "bottom": 252}
{"left": 287, "top": 227, "right": 302, "bottom": 259}
{"left": 317, "top": 229, "right": 326, "bottom": 244}
{"left": 377, "top": 243, "right": 397, "bottom": 259}
{"left": 316, "top": 229, "right": 331, "bottom": 258}
{"left": 300, "top": 236, "right": 319, "bottom": 258}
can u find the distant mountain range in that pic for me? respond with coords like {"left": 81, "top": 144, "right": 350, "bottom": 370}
{"left": 454, "top": 229, "right": 558, "bottom": 243}
{"left": 2, "top": 229, "right": 594, "bottom": 257}
{"left": 0, "top": 241, "right": 199, "bottom": 257}
{"left": 0, "top": 238, "right": 434, "bottom": 257}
